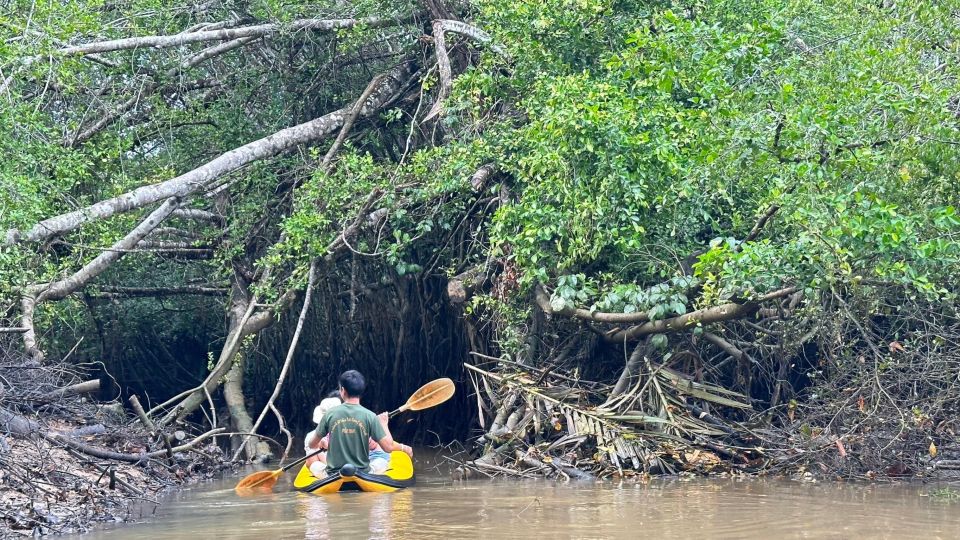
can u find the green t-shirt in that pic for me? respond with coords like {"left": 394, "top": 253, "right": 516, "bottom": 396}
{"left": 314, "top": 403, "right": 387, "bottom": 473}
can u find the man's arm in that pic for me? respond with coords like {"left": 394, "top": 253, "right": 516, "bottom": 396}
{"left": 376, "top": 434, "right": 413, "bottom": 457}
{"left": 375, "top": 412, "right": 412, "bottom": 457}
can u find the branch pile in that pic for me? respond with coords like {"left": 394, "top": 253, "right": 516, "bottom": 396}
{"left": 0, "top": 339, "right": 231, "bottom": 535}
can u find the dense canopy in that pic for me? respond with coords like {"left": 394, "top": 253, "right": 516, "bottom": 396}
{"left": 2, "top": 0, "right": 958, "bottom": 478}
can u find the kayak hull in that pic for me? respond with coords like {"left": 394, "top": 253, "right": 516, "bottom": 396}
{"left": 294, "top": 451, "right": 415, "bottom": 494}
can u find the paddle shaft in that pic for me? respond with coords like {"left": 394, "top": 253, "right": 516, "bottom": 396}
{"left": 281, "top": 447, "right": 325, "bottom": 472}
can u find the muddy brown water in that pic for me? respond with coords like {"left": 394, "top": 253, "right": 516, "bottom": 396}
{"left": 78, "top": 459, "right": 960, "bottom": 539}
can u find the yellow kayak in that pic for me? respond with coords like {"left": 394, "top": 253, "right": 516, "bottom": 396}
{"left": 294, "top": 451, "right": 415, "bottom": 494}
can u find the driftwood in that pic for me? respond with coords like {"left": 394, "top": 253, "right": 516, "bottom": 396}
{"left": 1, "top": 406, "right": 223, "bottom": 463}
{"left": 45, "top": 428, "right": 225, "bottom": 463}
{"left": 30, "top": 379, "right": 100, "bottom": 402}
{"left": 129, "top": 395, "right": 175, "bottom": 463}
{"left": 463, "top": 358, "right": 760, "bottom": 480}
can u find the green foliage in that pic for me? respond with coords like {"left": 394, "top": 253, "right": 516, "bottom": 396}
{"left": 445, "top": 0, "right": 960, "bottom": 310}
{"left": 3, "top": 0, "right": 960, "bottom": 369}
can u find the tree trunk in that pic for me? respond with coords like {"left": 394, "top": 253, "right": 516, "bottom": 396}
{"left": 223, "top": 355, "right": 271, "bottom": 461}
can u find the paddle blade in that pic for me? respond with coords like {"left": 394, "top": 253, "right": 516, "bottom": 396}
{"left": 235, "top": 469, "right": 281, "bottom": 492}
{"left": 404, "top": 378, "right": 455, "bottom": 412}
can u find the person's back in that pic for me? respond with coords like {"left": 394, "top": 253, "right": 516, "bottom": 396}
{"left": 311, "top": 369, "right": 412, "bottom": 475}
{"left": 316, "top": 401, "right": 385, "bottom": 473}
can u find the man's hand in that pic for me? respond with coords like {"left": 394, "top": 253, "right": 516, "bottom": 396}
{"left": 377, "top": 412, "right": 389, "bottom": 429}
{"left": 400, "top": 443, "right": 413, "bottom": 458}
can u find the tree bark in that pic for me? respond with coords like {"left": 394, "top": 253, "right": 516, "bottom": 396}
{"left": 435, "top": 20, "right": 507, "bottom": 57}
{"left": 170, "top": 208, "right": 222, "bottom": 223}
{"left": 223, "top": 352, "right": 271, "bottom": 461}
{"left": 32, "top": 379, "right": 101, "bottom": 402}
{"left": 470, "top": 162, "right": 498, "bottom": 191}
{"left": 447, "top": 265, "right": 485, "bottom": 303}
{"left": 58, "top": 15, "right": 414, "bottom": 56}
{"left": 606, "top": 287, "right": 798, "bottom": 342}
{"left": 5, "top": 63, "right": 412, "bottom": 246}
{"left": 424, "top": 20, "right": 453, "bottom": 122}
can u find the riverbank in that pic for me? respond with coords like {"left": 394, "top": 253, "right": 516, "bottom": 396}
{"left": 1, "top": 407, "right": 232, "bottom": 536}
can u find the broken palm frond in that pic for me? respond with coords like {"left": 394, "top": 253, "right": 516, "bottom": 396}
{"left": 463, "top": 361, "right": 763, "bottom": 479}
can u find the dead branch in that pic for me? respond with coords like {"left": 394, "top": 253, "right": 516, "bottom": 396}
{"left": 5, "top": 62, "right": 413, "bottom": 246}
{"left": 320, "top": 74, "right": 387, "bottom": 169}
{"left": 31, "top": 379, "right": 100, "bottom": 402}
{"left": 45, "top": 428, "right": 225, "bottom": 463}
{"left": 606, "top": 287, "right": 797, "bottom": 342}
{"left": 423, "top": 20, "right": 453, "bottom": 122}
{"left": 58, "top": 15, "right": 414, "bottom": 56}
{"left": 89, "top": 285, "right": 228, "bottom": 297}
{"left": 701, "top": 332, "right": 745, "bottom": 361}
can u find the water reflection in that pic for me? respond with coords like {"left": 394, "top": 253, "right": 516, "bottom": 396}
{"left": 299, "top": 490, "right": 413, "bottom": 540}
{"left": 77, "top": 473, "right": 960, "bottom": 539}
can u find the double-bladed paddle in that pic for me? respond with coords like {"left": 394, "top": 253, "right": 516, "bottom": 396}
{"left": 235, "top": 377, "right": 454, "bottom": 492}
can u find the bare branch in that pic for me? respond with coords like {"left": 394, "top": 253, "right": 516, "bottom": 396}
{"left": 58, "top": 15, "right": 414, "bottom": 56}
{"left": 423, "top": 20, "right": 452, "bottom": 122}
{"left": 66, "top": 37, "right": 259, "bottom": 147}
{"left": 6, "top": 62, "right": 412, "bottom": 246}
{"left": 320, "top": 73, "right": 387, "bottom": 168}
{"left": 36, "top": 198, "right": 180, "bottom": 303}
{"left": 701, "top": 331, "right": 746, "bottom": 361}
{"left": 89, "top": 285, "right": 228, "bottom": 297}
{"left": 606, "top": 287, "right": 798, "bottom": 342}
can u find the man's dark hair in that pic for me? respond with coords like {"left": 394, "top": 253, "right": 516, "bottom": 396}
{"left": 339, "top": 370, "right": 366, "bottom": 398}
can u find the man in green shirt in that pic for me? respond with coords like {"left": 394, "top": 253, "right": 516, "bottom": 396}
{"left": 311, "top": 370, "right": 413, "bottom": 475}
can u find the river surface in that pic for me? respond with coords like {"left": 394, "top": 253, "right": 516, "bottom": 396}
{"left": 78, "top": 458, "right": 960, "bottom": 539}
